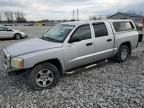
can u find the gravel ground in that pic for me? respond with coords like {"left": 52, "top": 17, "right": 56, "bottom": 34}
{"left": 0, "top": 26, "right": 144, "bottom": 108}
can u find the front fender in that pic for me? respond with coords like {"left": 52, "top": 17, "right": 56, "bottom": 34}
{"left": 18, "top": 48, "right": 65, "bottom": 71}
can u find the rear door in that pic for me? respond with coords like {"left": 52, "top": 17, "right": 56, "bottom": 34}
{"left": 92, "top": 22, "right": 114, "bottom": 60}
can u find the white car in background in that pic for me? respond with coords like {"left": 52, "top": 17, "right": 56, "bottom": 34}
{"left": 0, "top": 25, "right": 27, "bottom": 40}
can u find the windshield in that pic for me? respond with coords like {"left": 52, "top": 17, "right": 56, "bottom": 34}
{"left": 42, "top": 24, "right": 75, "bottom": 42}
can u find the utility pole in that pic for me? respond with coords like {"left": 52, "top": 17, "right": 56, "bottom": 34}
{"left": 72, "top": 9, "right": 80, "bottom": 21}
{"left": 76, "top": 8, "right": 79, "bottom": 21}
{"left": 72, "top": 10, "right": 75, "bottom": 21}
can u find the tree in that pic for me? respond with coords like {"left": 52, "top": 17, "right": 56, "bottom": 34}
{"left": 4, "top": 11, "right": 14, "bottom": 23}
{"left": 89, "top": 16, "right": 105, "bottom": 20}
{"left": 89, "top": 16, "right": 97, "bottom": 20}
{"left": 4, "top": 11, "right": 10, "bottom": 23}
{"left": 15, "top": 11, "right": 27, "bottom": 23}
{"left": 9, "top": 12, "right": 14, "bottom": 22}
{"left": 15, "top": 11, "right": 20, "bottom": 23}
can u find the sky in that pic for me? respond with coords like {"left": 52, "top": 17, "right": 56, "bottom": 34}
{"left": 0, "top": 0, "right": 144, "bottom": 21}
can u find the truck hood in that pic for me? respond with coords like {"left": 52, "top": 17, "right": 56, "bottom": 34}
{"left": 6, "top": 38, "right": 63, "bottom": 57}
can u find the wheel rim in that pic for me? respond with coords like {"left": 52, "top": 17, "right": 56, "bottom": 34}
{"left": 15, "top": 34, "right": 21, "bottom": 39}
{"left": 121, "top": 48, "right": 128, "bottom": 60}
{"left": 35, "top": 69, "right": 54, "bottom": 88}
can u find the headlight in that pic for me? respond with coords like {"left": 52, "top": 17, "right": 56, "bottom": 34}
{"left": 11, "top": 58, "right": 24, "bottom": 69}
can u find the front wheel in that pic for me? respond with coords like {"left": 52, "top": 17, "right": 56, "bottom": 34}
{"left": 28, "top": 63, "right": 60, "bottom": 90}
{"left": 14, "top": 33, "right": 22, "bottom": 40}
{"left": 115, "top": 45, "right": 130, "bottom": 63}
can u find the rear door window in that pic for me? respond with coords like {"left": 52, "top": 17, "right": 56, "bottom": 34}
{"left": 92, "top": 23, "right": 108, "bottom": 38}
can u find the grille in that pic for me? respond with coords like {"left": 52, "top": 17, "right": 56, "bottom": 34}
{"left": 1, "top": 51, "right": 9, "bottom": 68}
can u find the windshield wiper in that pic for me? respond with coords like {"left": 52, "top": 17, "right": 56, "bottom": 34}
{"left": 41, "top": 36, "right": 61, "bottom": 43}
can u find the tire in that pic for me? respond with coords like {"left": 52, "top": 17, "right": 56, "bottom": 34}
{"left": 28, "top": 63, "right": 60, "bottom": 90}
{"left": 115, "top": 45, "right": 130, "bottom": 63}
{"left": 14, "top": 33, "right": 22, "bottom": 40}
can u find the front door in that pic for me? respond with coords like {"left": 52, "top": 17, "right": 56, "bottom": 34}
{"left": 0, "top": 27, "right": 13, "bottom": 38}
{"left": 63, "top": 24, "right": 94, "bottom": 70}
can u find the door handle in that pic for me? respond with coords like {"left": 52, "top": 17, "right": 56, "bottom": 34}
{"left": 86, "top": 43, "right": 93, "bottom": 46}
{"left": 107, "top": 39, "right": 112, "bottom": 42}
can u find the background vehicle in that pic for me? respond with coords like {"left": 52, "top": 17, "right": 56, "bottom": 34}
{"left": 2, "top": 20, "right": 139, "bottom": 90}
{"left": 0, "top": 25, "right": 27, "bottom": 39}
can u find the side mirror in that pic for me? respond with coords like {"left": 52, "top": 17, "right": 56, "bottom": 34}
{"left": 69, "top": 37, "right": 81, "bottom": 43}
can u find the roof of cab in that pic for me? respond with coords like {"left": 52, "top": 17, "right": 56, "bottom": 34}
{"left": 61, "top": 19, "right": 133, "bottom": 26}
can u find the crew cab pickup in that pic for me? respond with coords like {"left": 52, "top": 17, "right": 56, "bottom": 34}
{"left": 2, "top": 20, "right": 139, "bottom": 90}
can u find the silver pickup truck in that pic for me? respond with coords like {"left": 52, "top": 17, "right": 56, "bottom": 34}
{"left": 2, "top": 20, "right": 139, "bottom": 90}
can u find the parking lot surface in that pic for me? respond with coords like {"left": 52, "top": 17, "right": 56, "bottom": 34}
{"left": 0, "top": 26, "right": 144, "bottom": 107}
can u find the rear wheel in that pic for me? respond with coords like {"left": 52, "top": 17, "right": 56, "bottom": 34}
{"left": 28, "top": 63, "right": 60, "bottom": 90}
{"left": 115, "top": 45, "right": 130, "bottom": 63}
{"left": 14, "top": 33, "right": 22, "bottom": 40}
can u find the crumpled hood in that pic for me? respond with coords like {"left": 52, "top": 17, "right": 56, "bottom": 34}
{"left": 6, "top": 38, "right": 63, "bottom": 57}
